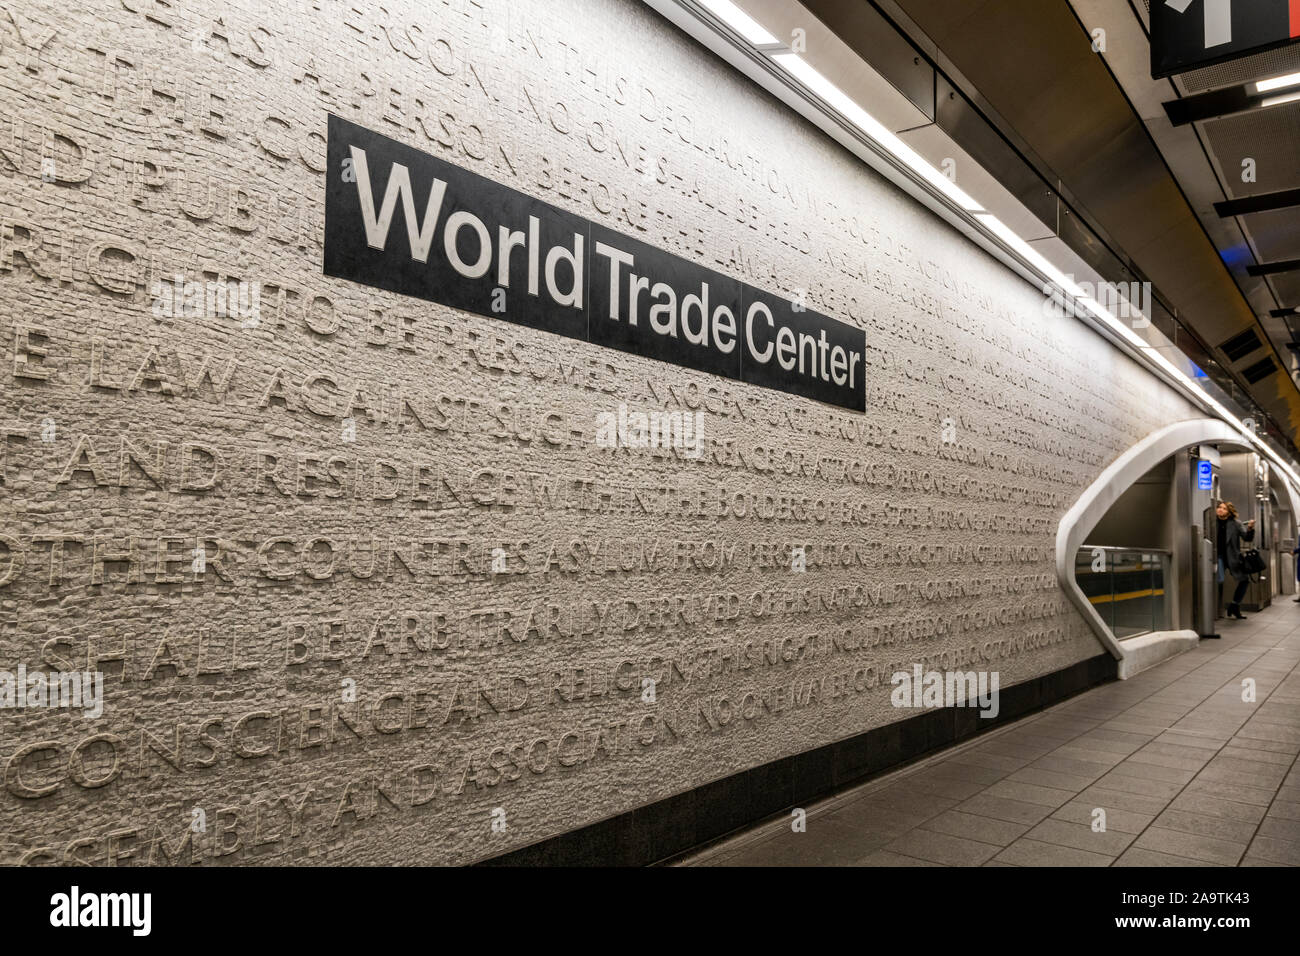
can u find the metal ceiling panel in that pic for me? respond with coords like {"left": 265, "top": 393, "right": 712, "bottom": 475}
{"left": 879, "top": 0, "right": 1300, "bottom": 439}
{"left": 1243, "top": 207, "right": 1300, "bottom": 263}
{"left": 788, "top": 0, "right": 936, "bottom": 120}
{"left": 1178, "top": 38, "right": 1300, "bottom": 94}
{"left": 932, "top": 74, "right": 1059, "bottom": 232}
{"left": 1271, "top": 272, "right": 1300, "bottom": 303}
{"left": 1200, "top": 102, "right": 1300, "bottom": 200}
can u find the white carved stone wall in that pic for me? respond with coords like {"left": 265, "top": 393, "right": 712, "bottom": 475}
{"left": 0, "top": 0, "right": 1199, "bottom": 865}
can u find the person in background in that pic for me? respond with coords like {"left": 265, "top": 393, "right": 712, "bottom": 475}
{"left": 1216, "top": 500, "right": 1255, "bottom": 620}
{"left": 1292, "top": 537, "right": 1300, "bottom": 602}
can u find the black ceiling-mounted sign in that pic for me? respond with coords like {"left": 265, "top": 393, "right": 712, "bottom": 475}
{"left": 323, "top": 115, "right": 866, "bottom": 411}
{"left": 1151, "top": 0, "right": 1300, "bottom": 79}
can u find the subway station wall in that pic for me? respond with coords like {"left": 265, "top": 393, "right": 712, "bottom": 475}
{"left": 0, "top": 0, "right": 1201, "bottom": 866}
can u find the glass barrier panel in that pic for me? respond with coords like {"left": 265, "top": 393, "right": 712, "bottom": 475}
{"left": 1110, "top": 550, "right": 1153, "bottom": 639}
{"left": 1076, "top": 547, "right": 1114, "bottom": 633}
{"left": 1078, "top": 547, "right": 1168, "bottom": 640}
{"left": 1150, "top": 554, "right": 1166, "bottom": 634}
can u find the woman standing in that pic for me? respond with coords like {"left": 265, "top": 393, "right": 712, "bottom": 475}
{"left": 1216, "top": 500, "right": 1256, "bottom": 620}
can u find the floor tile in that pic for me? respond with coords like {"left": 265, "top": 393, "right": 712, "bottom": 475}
{"left": 678, "top": 603, "right": 1300, "bottom": 868}
{"left": 920, "top": 810, "right": 1031, "bottom": 846}
{"left": 882, "top": 828, "right": 1000, "bottom": 866}
{"left": 1023, "top": 818, "right": 1135, "bottom": 856}
{"left": 1133, "top": 827, "right": 1246, "bottom": 865}
{"left": 993, "top": 838, "right": 1113, "bottom": 867}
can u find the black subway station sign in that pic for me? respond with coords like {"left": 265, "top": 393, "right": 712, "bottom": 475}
{"left": 1152, "top": 0, "right": 1300, "bottom": 78}
{"left": 323, "top": 115, "right": 866, "bottom": 412}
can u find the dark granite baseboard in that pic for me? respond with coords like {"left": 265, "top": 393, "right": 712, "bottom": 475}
{"left": 477, "top": 653, "right": 1117, "bottom": 866}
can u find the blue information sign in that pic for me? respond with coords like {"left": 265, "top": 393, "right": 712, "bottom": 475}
{"left": 1197, "top": 460, "right": 1214, "bottom": 490}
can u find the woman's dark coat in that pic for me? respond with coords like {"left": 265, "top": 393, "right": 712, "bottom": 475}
{"left": 1222, "top": 519, "right": 1256, "bottom": 582}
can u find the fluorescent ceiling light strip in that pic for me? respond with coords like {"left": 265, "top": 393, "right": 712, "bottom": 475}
{"left": 1247, "top": 431, "right": 1300, "bottom": 489}
{"left": 1260, "top": 91, "right": 1300, "bottom": 109}
{"left": 1139, "top": 348, "right": 1257, "bottom": 449}
{"left": 696, "top": 0, "right": 778, "bottom": 45}
{"left": 687, "top": 4, "right": 1300, "bottom": 491}
{"left": 1143, "top": 346, "right": 1195, "bottom": 386}
{"left": 771, "top": 53, "right": 984, "bottom": 212}
{"left": 751, "top": 34, "right": 1300, "bottom": 484}
{"left": 1081, "top": 297, "right": 1150, "bottom": 349}
{"left": 1169, "top": 369, "right": 1298, "bottom": 485}
{"left": 974, "top": 214, "right": 1085, "bottom": 296}
{"left": 976, "top": 213, "right": 1288, "bottom": 463}
{"left": 963, "top": 128, "right": 1300, "bottom": 479}
{"left": 1255, "top": 71, "right": 1300, "bottom": 93}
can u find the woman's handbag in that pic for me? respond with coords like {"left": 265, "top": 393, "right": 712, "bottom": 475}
{"left": 1239, "top": 547, "right": 1267, "bottom": 576}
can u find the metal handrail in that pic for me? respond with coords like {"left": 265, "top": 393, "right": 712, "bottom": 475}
{"left": 1080, "top": 545, "right": 1172, "bottom": 554}
{"left": 1074, "top": 546, "right": 1171, "bottom": 640}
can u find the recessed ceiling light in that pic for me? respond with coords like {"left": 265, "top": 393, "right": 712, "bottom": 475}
{"left": 679, "top": 0, "right": 1300, "bottom": 488}
{"left": 696, "top": 0, "right": 778, "bottom": 46}
{"left": 771, "top": 53, "right": 984, "bottom": 212}
{"left": 1260, "top": 90, "right": 1300, "bottom": 109}
{"left": 1255, "top": 71, "right": 1300, "bottom": 93}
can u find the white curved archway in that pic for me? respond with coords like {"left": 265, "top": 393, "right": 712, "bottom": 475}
{"left": 1056, "top": 419, "right": 1247, "bottom": 670}
{"left": 1275, "top": 466, "right": 1300, "bottom": 520}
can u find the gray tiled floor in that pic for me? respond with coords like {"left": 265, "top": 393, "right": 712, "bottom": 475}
{"left": 676, "top": 603, "right": 1300, "bottom": 867}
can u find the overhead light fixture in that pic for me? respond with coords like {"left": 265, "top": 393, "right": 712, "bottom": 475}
{"left": 1167, "top": 74, "right": 1300, "bottom": 125}
{"left": 1261, "top": 90, "right": 1300, "bottom": 109}
{"left": 780, "top": 46, "right": 1300, "bottom": 488}
{"left": 668, "top": 0, "right": 1300, "bottom": 491}
{"left": 770, "top": 53, "right": 984, "bottom": 212}
{"left": 972, "top": 212, "right": 1280, "bottom": 465}
{"left": 971, "top": 213, "right": 1155, "bottom": 348}
{"left": 973, "top": 213, "right": 1086, "bottom": 293}
{"left": 696, "top": 0, "right": 778, "bottom": 46}
{"left": 973, "top": 211, "right": 1300, "bottom": 484}
{"left": 1255, "top": 71, "right": 1300, "bottom": 94}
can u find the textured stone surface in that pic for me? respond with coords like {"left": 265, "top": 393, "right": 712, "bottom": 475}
{"left": 0, "top": 0, "right": 1199, "bottom": 865}
{"left": 682, "top": 603, "right": 1300, "bottom": 867}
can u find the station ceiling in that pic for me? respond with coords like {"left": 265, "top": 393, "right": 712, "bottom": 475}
{"left": 809, "top": 0, "right": 1300, "bottom": 448}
